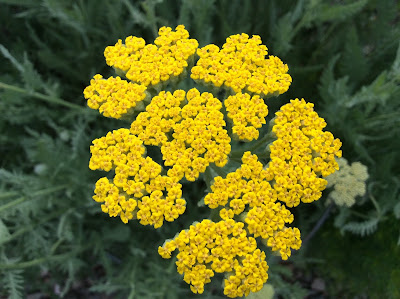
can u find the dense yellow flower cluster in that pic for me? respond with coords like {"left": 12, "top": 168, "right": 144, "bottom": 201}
{"left": 104, "top": 25, "right": 198, "bottom": 87}
{"left": 326, "top": 158, "right": 368, "bottom": 207}
{"left": 191, "top": 33, "right": 292, "bottom": 96}
{"left": 130, "top": 88, "right": 231, "bottom": 181}
{"left": 268, "top": 98, "right": 342, "bottom": 207}
{"left": 158, "top": 219, "right": 269, "bottom": 297}
{"left": 89, "top": 128, "right": 186, "bottom": 227}
{"left": 203, "top": 152, "right": 300, "bottom": 259}
{"left": 83, "top": 74, "right": 149, "bottom": 119}
{"left": 224, "top": 92, "right": 269, "bottom": 141}
{"left": 86, "top": 25, "right": 343, "bottom": 298}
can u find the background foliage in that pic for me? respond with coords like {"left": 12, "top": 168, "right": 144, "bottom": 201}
{"left": 0, "top": 0, "right": 399, "bottom": 298}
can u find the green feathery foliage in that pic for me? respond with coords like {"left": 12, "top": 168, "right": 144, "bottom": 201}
{"left": 0, "top": 0, "right": 399, "bottom": 298}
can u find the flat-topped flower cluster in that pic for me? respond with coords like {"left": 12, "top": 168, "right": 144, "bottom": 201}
{"left": 84, "top": 25, "right": 342, "bottom": 297}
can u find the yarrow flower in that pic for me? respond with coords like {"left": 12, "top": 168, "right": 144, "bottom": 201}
{"left": 85, "top": 25, "right": 342, "bottom": 297}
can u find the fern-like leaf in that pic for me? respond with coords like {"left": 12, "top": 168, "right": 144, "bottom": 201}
{"left": 318, "top": 54, "right": 341, "bottom": 103}
{"left": 339, "top": 25, "right": 368, "bottom": 85}
{"left": 2, "top": 269, "right": 24, "bottom": 299}
{"left": 341, "top": 217, "right": 379, "bottom": 237}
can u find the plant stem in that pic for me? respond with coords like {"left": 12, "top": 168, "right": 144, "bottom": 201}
{"left": 0, "top": 191, "right": 19, "bottom": 199}
{"left": 0, "top": 185, "right": 67, "bottom": 213}
{"left": 369, "top": 193, "right": 382, "bottom": 217}
{"left": 0, "top": 81, "right": 91, "bottom": 112}
{"left": 203, "top": 167, "right": 214, "bottom": 190}
{"left": 0, "top": 197, "right": 26, "bottom": 213}
{"left": 350, "top": 210, "right": 370, "bottom": 220}
{"left": 210, "top": 163, "right": 226, "bottom": 177}
{"left": 302, "top": 203, "right": 334, "bottom": 247}
{"left": 368, "top": 183, "right": 382, "bottom": 217}
{"left": 230, "top": 133, "right": 275, "bottom": 159}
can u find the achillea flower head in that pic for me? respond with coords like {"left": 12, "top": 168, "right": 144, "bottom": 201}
{"left": 86, "top": 25, "right": 342, "bottom": 297}
{"left": 326, "top": 158, "right": 368, "bottom": 207}
{"left": 191, "top": 33, "right": 292, "bottom": 96}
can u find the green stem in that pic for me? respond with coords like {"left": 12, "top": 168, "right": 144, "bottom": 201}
{"left": 0, "top": 191, "right": 19, "bottom": 199}
{"left": 210, "top": 163, "right": 226, "bottom": 177}
{"left": 210, "top": 208, "right": 221, "bottom": 222}
{"left": 369, "top": 193, "right": 382, "bottom": 218}
{"left": 0, "top": 185, "right": 67, "bottom": 213}
{"left": 203, "top": 167, "right": 214, "bottom": 190}
{"left": 368, "top": 183, "right": 382, "bottom": 218}
{"left": 247, "top": 133, "right": 275, "bottom": 152}
{"left": 0, "top": 81, "right": 90, "bottom": 112}
{"left": 0, "top": 197, "right": 26, "bottom": 213}
{"left": 350, "top": 210, "right": 370, "bottom": 220}
{"left": 230, "top": 133, "right": 275, "bottom": 159}
{"left": 50, "top": 238, "right": 65, "bottom": 255}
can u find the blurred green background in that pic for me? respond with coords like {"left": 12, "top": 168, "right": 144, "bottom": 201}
{"left": 0, "top": 0, "right": 399, "bottom": 298}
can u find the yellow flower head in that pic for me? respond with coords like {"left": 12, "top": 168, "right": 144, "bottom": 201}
{"left": 85, "top": 25, "right": 342, "bottom": 298}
